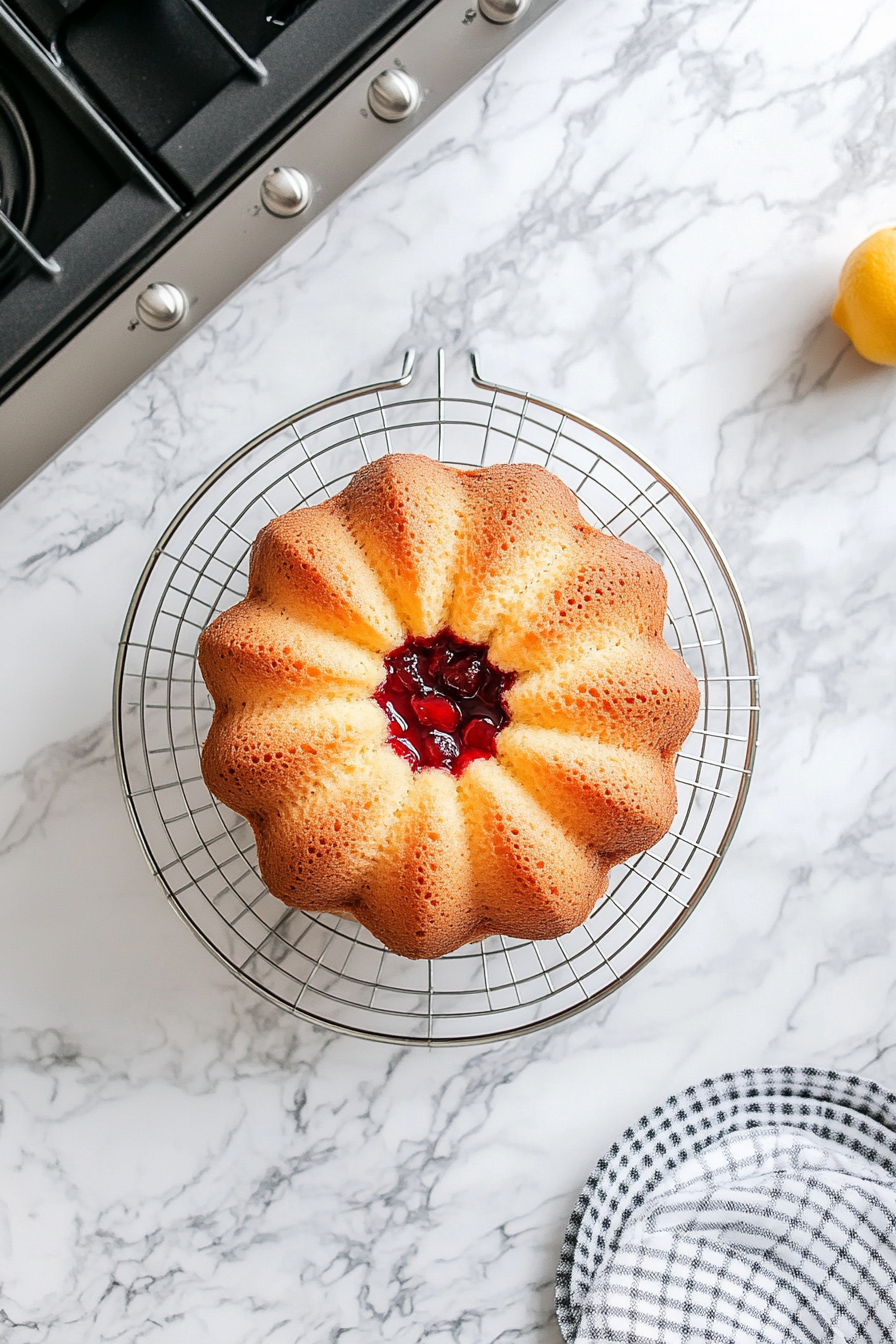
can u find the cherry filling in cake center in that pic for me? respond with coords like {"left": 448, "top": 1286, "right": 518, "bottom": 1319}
{"left": 373, "top": 629, "right": 516, "bottom": 776}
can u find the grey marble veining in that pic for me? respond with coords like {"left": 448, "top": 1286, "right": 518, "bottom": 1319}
{"left": 4, "top": 0, "right": 896, "bottom": 1338}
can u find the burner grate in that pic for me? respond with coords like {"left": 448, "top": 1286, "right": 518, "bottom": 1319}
{"left": 0, "top": 77, "right": 36, "bottom": 279}
{"left": 114, "top": 351, "right": 758, "bottom": 1045}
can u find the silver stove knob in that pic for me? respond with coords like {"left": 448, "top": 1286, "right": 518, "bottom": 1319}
{"left": 260, "top": 166, "right": 312, "bottom": 218}
{"left": 479, "top": 0, "right": 530, "bottom": 20}
{"left": 135, "top": 282, "right": 188, "bottom": 331}
{"left": 367, "top": 69, "right": 420, "bottom": 122}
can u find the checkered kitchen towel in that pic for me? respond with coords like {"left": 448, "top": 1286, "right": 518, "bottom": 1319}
{"left": 556, "top": 1067, "right": 896, "bottom": 1343}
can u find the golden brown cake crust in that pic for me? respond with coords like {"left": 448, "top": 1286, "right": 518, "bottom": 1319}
{"left": 198, "top": 454, "right": 700, "bottom": 959}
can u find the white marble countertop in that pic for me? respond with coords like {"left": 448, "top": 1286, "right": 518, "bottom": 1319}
{"left": 3, "top": 0, "right": 896, "bottom": 1337}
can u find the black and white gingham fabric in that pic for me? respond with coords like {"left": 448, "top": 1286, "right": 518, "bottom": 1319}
{"left": 556, "top": 1067, "right": 896, "bottom": 1343}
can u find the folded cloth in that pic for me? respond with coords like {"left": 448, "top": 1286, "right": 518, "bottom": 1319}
{"left": 556, "top": 1067, "right": 896, "bottom": 1344}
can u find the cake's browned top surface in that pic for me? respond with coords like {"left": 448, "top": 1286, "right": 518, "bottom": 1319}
{"left": 198, "top": 455, "right": 700, "bottom": 959}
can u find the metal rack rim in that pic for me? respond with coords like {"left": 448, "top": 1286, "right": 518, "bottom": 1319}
{"left": 113, "top": 348, "right": 759, "bottom": 1047}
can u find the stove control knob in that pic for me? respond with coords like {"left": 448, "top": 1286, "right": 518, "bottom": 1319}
{"left": 135, "top": 282, "right": 188, "bottom": 331}
{"left": 260, "top": 166, "right": 312, "bottom": 217}
{"left": 479, "top": 0, "right": 530, "bottom": 20}
{"left": 367, "top": 68, "right": 420, "bottom": 122}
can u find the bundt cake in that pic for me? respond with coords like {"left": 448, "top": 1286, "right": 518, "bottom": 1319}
{"left": 198, "top": 454, "right": 700, "bottom": 959}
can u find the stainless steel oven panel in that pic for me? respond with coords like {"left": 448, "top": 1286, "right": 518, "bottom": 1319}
{"left": 0, "top": 0, "right": 563, "bottom": 501}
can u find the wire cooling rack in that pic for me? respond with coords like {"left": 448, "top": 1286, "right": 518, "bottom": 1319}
{"left": 114, "top": 350, "right": 758, "bottom": 1046}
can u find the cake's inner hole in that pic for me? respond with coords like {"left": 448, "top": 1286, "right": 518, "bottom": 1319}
{"left": 373, "top": 629, "right": 516, "bottom": 776}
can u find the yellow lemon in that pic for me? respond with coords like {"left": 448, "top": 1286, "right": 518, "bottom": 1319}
{"left": 832, "top": 227, "right": 896, "bottom": 364}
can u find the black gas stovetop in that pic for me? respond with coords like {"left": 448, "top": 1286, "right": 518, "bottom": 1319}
{"left": 0, "top": 0, "right": 561, "bottom": 500}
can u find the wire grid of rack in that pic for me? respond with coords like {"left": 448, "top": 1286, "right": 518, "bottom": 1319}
{"left": 114, "top": 350, "right": 758, "bottom": 1046}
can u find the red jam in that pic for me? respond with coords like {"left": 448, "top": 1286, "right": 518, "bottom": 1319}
{"left": 373, "top": 629, "right": 516, "bottom": 776}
